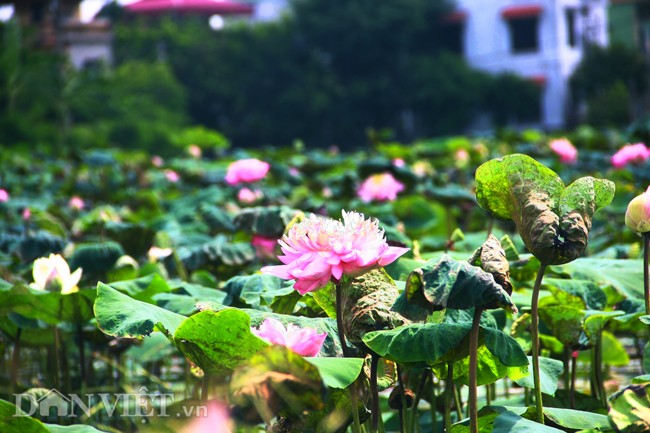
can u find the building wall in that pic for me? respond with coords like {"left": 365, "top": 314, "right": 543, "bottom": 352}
{"left": 453, "top": 0, "right": 608, "bottom": 129}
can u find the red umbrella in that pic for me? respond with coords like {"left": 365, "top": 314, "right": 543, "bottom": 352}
{"left": 124, "top": 0, "right": 254, "bottom": 15}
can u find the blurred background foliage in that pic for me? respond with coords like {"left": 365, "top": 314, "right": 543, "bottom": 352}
{"left": 0, "top": 0, "right": 648, "bottom": 152}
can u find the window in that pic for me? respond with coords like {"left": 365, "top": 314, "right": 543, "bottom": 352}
{"left": 566, "top": 8, "right": 577, "bottom": 47}
{"left": 508, "top": 17, "right": 539, "bottom": 53}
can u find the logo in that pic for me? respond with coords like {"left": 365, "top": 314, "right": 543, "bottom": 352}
{"left": 13, "top": 387, "right": 207, "bottom": 419}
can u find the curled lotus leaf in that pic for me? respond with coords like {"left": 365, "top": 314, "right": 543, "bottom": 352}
{"left": 475, "top": 154, "right": 615, "bottom": 265}
{"left": 341, "top": 269, "right": 409, "bottom": 350}
{"left": 405, "top": 255, "right": 517, "bottom": 313}
{"left": 469, "top": 234, "right": 513, "bottom": 295}
{"left": 608, "top": 382, "right": 650, "bottom": 433}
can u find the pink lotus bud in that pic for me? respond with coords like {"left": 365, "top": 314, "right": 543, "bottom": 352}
{"left": 611, "top": 143, "right": 650, "bottom": 169}
{"left": 151, "top": 155, "right": 164, "bottom": 167}
{"left": 289, "top": 167, "right": 300, "bottom": 177}
{"left": 252, "top": 235, "right": 278, "bottom": 259}
{"left": 237, "top": 188, "right": 263, "bottom": 204}
{"left": 549, "top": 138, "right": 578, "bottom": 164}
{"left": 22, "top": 208, "right": 31, "bottom": 220}
{"left": 357, "top": 172, "right": 405, "bottom": 203}
{"left": 252, "top": 318, "right": 327, "bottom": 357}
{"left": 455, "top": 149, "right": 470, "bottom": 168}
{"left": 392, "top": 158, "right": 405, "bottom": 168}
{"left": 225, "top": 159, "right": 270, "bottom": 185}
{"left": 68, "top": 196, "right": 85, "bottom": 210}
{"left": 625, "top": 186, "right": 650, "bottom": 234}
{"left": 0, "top": 189, "right": 9, "bottom": 203}
{"left": 188, "top": 144, "right": 202, "bottom": 158}
{"left": 261, "top": 211, "right": 409, "bottom": 294}
{"left": 165, "top": 170, "right": 180, "bottom": 183}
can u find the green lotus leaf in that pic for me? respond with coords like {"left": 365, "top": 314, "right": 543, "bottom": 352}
{"left": 475, "top": 154, "right": 614, "bottom": 265}
{"left": 608, "top": 382, "right": 650, "bottom": 433}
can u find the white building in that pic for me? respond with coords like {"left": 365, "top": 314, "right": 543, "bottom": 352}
{"left": 448, "top": 0, "right": 609, "bottom": 129}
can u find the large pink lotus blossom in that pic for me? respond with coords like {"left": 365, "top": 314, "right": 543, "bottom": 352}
{"left": 549, "top": 138, "right": 578, "bottom": 164}
{"left": 611, "top": 143, "right": 650, "bottom": 169}
{"left": 252, "top": 318, "right": 326, "bottom": 357}
{"left": 357, "top": 172, "right": 405, "bottom": 202}
{"left": 261, "top": 211, "right": 410, "bottom": 294}
{"left": 180, "top": 401, "right": 232, "bottom": 433}
{"left": 225, "top": 159, "right": 270, "bottom": 185}
{"left": 0, "top": 189, "right": 9, "bottom": 203}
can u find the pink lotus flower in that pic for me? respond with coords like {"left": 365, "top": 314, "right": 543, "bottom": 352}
{"left": 261, "top": 210, "right": 410, "bottom": 294}
{"left": 0, "top": 189, "right": 9, "bottom": 203}
{"left": 393, "top": 158, "right": 405, "bottom": 168}
{"left": 188, "top": 144, "right": 202, "bottom": 158}
{"left": 225, "top": 159, "right": 270, "bottom": 185}
{"left": 289, "top": 167, "right": 300, "bottom": 177}
{"left": 252, "top": 234, "right": 278, "bottom": 259}
{"left": 180, "top": 401, "right": 232, "bottom": 433}
{"left": 237, "top": 188, "right": 263, "bottom": 204}
{"left": 252, "top": 318, "right": 326, "bottom": 357}
{"left": 22, "top": 208, "right": 31, "bottom": 220}
{"left": 165, "top": 169, "right": 180, "bottom": 183}
{"left": 611, "top": 143, "right": 650, "bottom": 169}
{"left": 549, "top": 138, "right": 578, "bottom": 164}
{"left": 455, "top": 149, "right": 470, "bottom": 167}
{"left": 357, "top": 172, "right": 405, "bottom": 202}
{"left": 151, "top": 155, "right": 164, "bottom": 167}
{"left": 68, "top": 196, "right": 85, "bottom": 210}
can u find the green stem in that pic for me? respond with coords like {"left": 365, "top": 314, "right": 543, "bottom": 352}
{"left": 53, "top": 326, "right": 61, "bottom": 390}
{"left": 469, "top": 308, "right": 482, "bottom": 433}
{"left": 76, "top": 323, "right": 86, "bottom": 391}
{"left": 397, "top": 364, "right": 407, "bottom": 433}
{"left": 335, "top": 280, "right": 350, "bottom": 357}
{"left": 370, "top": 354, "right": 380, "bottom": 433}
{"left": 595, "top": 331, "right": 607, "bottom": 408}
{"left": 562, "top": 345, "right": 571, "bottom": 390}
{"left": 429, "top": 370, "right": 438, "bottom": 433}
{"left": 10, "top": 328, "right": 22, "bottom": 394}
{"left": 410, "top": 368, "right": 430, "bottom": 433}
{"left": 531, "top": 264, "right": 547, "bottom": 424}
{"left": 454, "top": 383, "right": 463, "bottom": 420}
{"left": 445, "top": 363, "right": 453, "bottom": 433}
{"left": 201, "top": 374, "right": 210, "bottom": 401}
{"left": 643, "top": 232, "right": 650, "bottom": 314}
{"left": 570, "top": 351, "right": 577, "bottom": 409}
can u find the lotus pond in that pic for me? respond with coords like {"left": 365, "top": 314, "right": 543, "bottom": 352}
{"left": 0, "top": 135, "right": 650, "bottom": 433}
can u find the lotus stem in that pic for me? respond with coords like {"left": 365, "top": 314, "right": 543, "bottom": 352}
{"left": 469, "top": 307, "right": 482, "bottom": 433}
{"left": 53, "top": 326, "right": 61, "bottom": 391}
{"left": 335, "top": 280, "right": 350, "bottom": 357}
{"left": 429, "top": 370, "right": 438, "bottom": 433}
{"left": 201, "top": 374, "right": 210, "bottom": 401}
{"left": 570, "top": 352, "right": 577, "bottom": 409}
{"left": 454, "top": 383, "right": 463, "bottom": 420}
{"left": 595, "top": 331, "right": 607, "bottom": 408}
{"left": 444, "top": 363, "right": 453, "bottom": 433}
{"left": 531, "top": 263, "right": 547, "bottom": 424}
{"left": 641, "top": 232, "right": 650, "bottom": 426}
{"left": 410, "top": 367, "right": 431, "bottom": 432}
{"left": 10, "top": 328, "right": 21, "bottom": 394}
{"left": 77, "top": 323, "right": 86, "bottom": 391}
{"left": 370, "top": 353, "right": 380, "bottom": 433}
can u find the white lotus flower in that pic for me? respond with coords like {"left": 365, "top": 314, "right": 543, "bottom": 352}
{"left": 32, "top": 254, "right": 82, "bottom": 295}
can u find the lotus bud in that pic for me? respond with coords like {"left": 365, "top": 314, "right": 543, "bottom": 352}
{"left": 625, "top": 186, "right": 650, "bottom": 234}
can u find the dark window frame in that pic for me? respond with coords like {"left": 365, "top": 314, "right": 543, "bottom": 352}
{"left": 507, "top": 16, "right": 540, "bottom": 53}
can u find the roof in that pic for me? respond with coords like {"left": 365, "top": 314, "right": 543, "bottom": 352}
{"left": 501, "top": 4, "right": 543, "bottom": 19}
